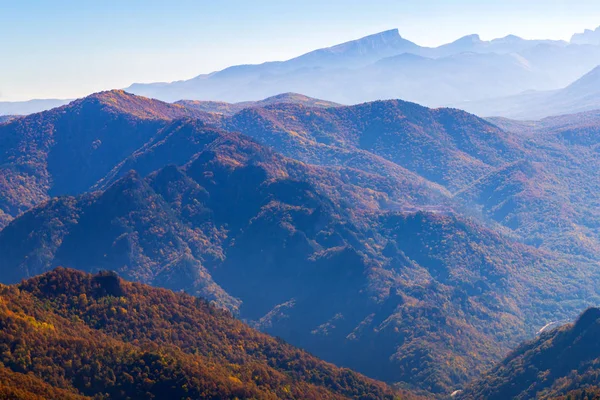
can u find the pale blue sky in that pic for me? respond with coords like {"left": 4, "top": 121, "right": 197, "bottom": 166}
{"left": 1, "top": 0, "right": 599, "bottom": 101}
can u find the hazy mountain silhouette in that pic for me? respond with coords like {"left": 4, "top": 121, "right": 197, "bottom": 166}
{"left": 0, "top": 98, "right": 70, "bottom": 116}
{"left": 457, "top": 65, "right": 600, "bottom": 119}
{"left": 572, "top": 25, "right": 600, "bottom": 45}
{"left": 126, "top": 28, "right": 600, "bottom": 107}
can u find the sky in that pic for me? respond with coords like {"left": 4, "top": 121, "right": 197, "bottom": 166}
{"left": 1, "top": 0, "right": 600, "bottom": 101}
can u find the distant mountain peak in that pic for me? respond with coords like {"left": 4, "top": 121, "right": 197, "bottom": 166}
{"left": 289, "top": 28, "right": 418, "bottom": 66}
{"left": 492, "top": 34, "right": 524, "bottom": 43}
{"left": 325, "top": 28, "right": 409, "bottom": 52}
{"left": 571, "top": 25, "right": 600, "bottom": 45}
{"left": 337, "top": 28, "right": 402, "bottom": 43}
{"left": 456, "top": 34, "right": 482, "bottom": 43}
{"left": 371, "top": 28, "right": 402, "bottom": 39}
{"left": 127, "top": 26, "right": 587, "bottom": 105}
{"left": 0, "top": 98, "right": 71, "bottom": 117}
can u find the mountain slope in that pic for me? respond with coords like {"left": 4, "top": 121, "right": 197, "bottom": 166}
{"left": 432, "top": 34, "right": 566, "bottom": 58}
{"left": 470, "top": 110, "right": 600, "bottom": 256}
{"left": 459, "top": 308, "right": 600, "bottom": 400}
{"left": 572, "top": 25, "right": 600, "bottom": 45}
{"left": 367, "top": 52, "right": 549, "bottom": 105}
{"left": 0, "top": 90, "right": 456, "bottom": 229}
{"left": 284, "top": 29, "right": 422, "bottom": 69}
{"left": 0, "top": 268, "right": 404, "bottom": 399}
{"left": 215, "top": 100, "right": 523, "bottom": 191}
{"left": 458, "top": 65, "right": 600, "bottom": 119}
{"left": 0, "top": 90, "right": 213, "bottom": 228}
{"left": 2, "top": 90, "right": 600, "bottom": 395}
{"left": 2, "top": 136, "right": 598, "bottom": 394}
{"left": 3, "top": 89, "right": 599, "bottom": 258}
{"left": 206, "top": 98, "right": 600, "bottom": 256}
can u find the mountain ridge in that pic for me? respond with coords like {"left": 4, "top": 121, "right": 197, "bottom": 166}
{"left": 2, "top": 90, "right": 600, "bottom": 395}
{"left": 125, "top": 27, "right": 598, "bottom": 106}
{"left": 459, "top": 307, "right": 600, "bottom": 399}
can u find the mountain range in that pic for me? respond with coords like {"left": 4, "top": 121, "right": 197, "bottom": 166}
{"left": 572, "top": 26, "right": 600, "bottom": 45}
{"left": 124, "top": 27, "right": 600, "bottom": 112}
{"left": 5, "top": 27, "right": 600, "bottom": 120}
{"left": 1, "top": 90, "right": 600, "bottom": 397}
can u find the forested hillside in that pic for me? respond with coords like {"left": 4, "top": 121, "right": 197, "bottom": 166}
{"left": 459, "top": 308, "right": 600, "bottom": 400}
{"left": 1, "top": 90, "right": 600, "bottom": 395}
{"left": 0, "top": 268, "right": 408, "bottom": 399}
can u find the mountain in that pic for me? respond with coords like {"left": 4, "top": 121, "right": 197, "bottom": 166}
{"left": 89, "top": 95, "right": 518, "bottom": 194}
{"left": 488, "top": 109, "right": 600, "bottom": 138}
{"left": 125, "top": 29, "right": 422, "bottom": 104}
{"left": 458, "top": 308, "right": 600, "bottom": 400}
{"left": 201, "top": 98, "right": 600, "bottom": 257}
{"left": 457, "top": 65, "right": 600, "bottom": 119}
{"left": 3, "top": 161, "right": 598, "bottom": 395}
{"left": 0, "top": 115, "right": 18, "bottom": 124}
{"left": 431, "top": 34, "right": 566, "bottom": 58}
{"left": 125, "top": 49, "right": 557, "bottom": 107}
{"left": 367, "top": 51, "right": 549, "bottom": 105}
{"left": 215, "top": 100, "right": 524, "bottom": 192}
{"left": 176, "top": 92, "right": 341, "bottom": 115}
{"left": 2, "top": 91, "right": 600, "bottom": 395}
{"left": 571, "top": 25, "right": 600, "bottom": 45}
{"left": 0, "top": 98, "right": 70, "bottom": 116}
{"left": 5, "top": 89, "right": 600, "bottom": 258}
{"left": 3, "top": 90, "right": 600, "bottom": 395}
{"left": 0, "top": 90, "right": 213, "bottom": 228}
{"left": 126, "top": 28, "right": 600, "bottom": 107}
{"left": 284, "top": 29, "right": 423, "bottom": 69}
{"left": 0, "top": 268, "right": 406, "bottom": 399}
{"left": 0, "top": 90, "right": 462, "bottom": 229}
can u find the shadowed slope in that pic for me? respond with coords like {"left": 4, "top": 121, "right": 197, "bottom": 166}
{"left": 459, "top": 308, "right": 600, "bottom": 400}
{"left": 1, "top": 134, "right": 598, "bottom": 395}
